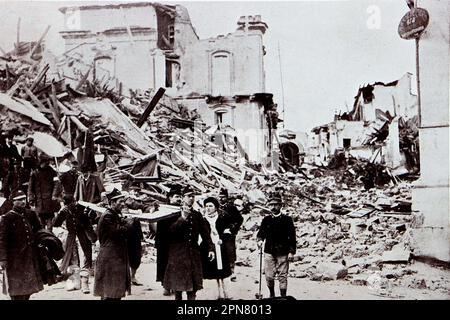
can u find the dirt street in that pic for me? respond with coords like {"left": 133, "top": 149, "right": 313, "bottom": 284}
{"left": 1, "top": 259, "right": 448, "bottom": 300}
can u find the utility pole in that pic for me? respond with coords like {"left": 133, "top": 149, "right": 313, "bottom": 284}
{"left": 414, "top": 0, "right": 422, "bottom": 127}
{"left": 16, "top": 17, "right": 21, "bottom": 50}
{"left": 277, "top": 41, "right": 286, "bottom": 129}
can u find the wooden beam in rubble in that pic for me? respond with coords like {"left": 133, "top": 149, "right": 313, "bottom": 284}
{"left": 136, "top": 87, "right": 165, "bottom": 127}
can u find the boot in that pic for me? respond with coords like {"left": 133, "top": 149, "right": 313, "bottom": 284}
{"left": 230, "top": 265, "right": 237, "bottom": 282}
{"left": 222, "top": 279, "right": 231, "bottom": 300}
{"left": 187, "top": 291, "right": 196, "bottom": 300}
{"left": 175, "top": 291, "right": 183, "bottom": 300}
{"left": 74, "top": 267, "right": 81, "bottom": 290}
{"left": 280, "top": 289, "right": 287, "bottom": 297}
{"left": 268, "top": 286, "right": 275, "bottom": 298}
{"left": 80, "top": 269, "right": 90, "bottom": 294}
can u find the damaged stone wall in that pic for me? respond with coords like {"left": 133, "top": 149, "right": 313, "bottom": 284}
{"left": 308, "top": 73, "right": 420, "bottom": 175}
{"left": 173, "top": 15, "right": 272, "bottom": 165}
{"left": 353, "top": 73, "right": 418, "bottom": 123}
{"left": 178, "top": 15, "right": 267, "bottom": 96}
{"left": 411, "top": 0, "right": 450, "bottom": 263}
{"left": 58, "top": 4, "right": 274, "bottom": 167}
{"left": 59, "top": 3, "right": 165, "bottom": 92}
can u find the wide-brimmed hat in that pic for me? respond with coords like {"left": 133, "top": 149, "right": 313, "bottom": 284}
{"left": 203, "top": 196, "right": 220, "bottom": 209}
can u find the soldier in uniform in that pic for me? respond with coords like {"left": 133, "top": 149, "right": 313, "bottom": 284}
{"left": 163, "top": 186, "right": 215, "bottom": 300}
{"left": 52, "top": 194, "right": 97, "bottom": 277}
{"left": 155, "top": 185, "right": 182, "bottom": 295}
{"left": 93, "top": 191, "right": 133, "bottom": 300}
{"left": 0, "top": 190, "right": 44, "bottom": 300}
{"left": 257, "top": 196, "right": 296, "bottom": 298}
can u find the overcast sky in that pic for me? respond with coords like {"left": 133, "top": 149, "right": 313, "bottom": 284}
{"left": 0, "top": 0, "right": 416, "bottom": 132}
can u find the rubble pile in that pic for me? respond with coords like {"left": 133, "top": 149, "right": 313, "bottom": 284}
{"left": 234, "top": 170, "right": 450, "bottom": 293}
{"left": 1, "top": 44, "right": 253, "bottom": 199}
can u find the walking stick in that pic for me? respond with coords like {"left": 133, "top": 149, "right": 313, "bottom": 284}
{"left": 255, "top": 245, "right": 263, "bottom": 300}
{"left": 1, "top": 268, "right": 9, "bottom": 295}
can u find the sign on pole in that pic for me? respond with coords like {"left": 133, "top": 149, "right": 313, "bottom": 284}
{"left": 398, "top": 8, "right": 430, "bottom": 40}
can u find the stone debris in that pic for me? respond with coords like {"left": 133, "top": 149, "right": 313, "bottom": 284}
{"left": 314, "top": 262, "right": 348, "bottom": 281}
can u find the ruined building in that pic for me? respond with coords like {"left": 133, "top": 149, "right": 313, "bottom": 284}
{"left": 58, "top": 2, "right": 276, "bottom": 166}
{"left": 308, "top": 73, "right": 419, "bottom": 175}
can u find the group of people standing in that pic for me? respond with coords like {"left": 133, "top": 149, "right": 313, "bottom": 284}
{"left": 155, "top": 185, "right": 297, "bottom": 300}
{"left": 156, "top": 186, "right": 244, "bottom": 300}
{"left": 1, "top": 132, "right": 298, "bottom": 300}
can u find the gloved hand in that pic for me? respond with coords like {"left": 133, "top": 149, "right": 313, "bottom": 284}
{"left": 0, "top": 260, "right": 6, "bottom": 271}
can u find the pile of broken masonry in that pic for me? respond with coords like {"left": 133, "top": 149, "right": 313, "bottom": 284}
{"left": 236, "top": 170, "right": 449, "bottom": 295}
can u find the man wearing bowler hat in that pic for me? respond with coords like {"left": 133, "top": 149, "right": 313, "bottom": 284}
{"left": 257, "top": 195, "right": 296, "bottom": 298}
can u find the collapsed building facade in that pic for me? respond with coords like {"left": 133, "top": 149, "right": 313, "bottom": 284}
{"left": 308, "top": 73, "right": 420, "bottom": 176}
{"left": 58, "top": 2, "right": 277, "bottom": 167}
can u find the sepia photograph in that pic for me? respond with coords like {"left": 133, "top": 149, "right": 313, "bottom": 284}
{"left": 0, "top": 0, "right": 448, "bottom": 305}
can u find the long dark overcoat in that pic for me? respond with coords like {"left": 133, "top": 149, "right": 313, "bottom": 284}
{"left": 93, "top": 208, "right": 131, "bottom": 299}
{"left": 216, "top": 206, "right": 243, "bottom": 265}
{"left": 0, "top": 208, "right": 44, "bottom": 296}
{"left": 28, "top": 166, "right": 58, "bottom": 216}
{"left": 163, "top": 210, "right": 213, "bottom": 292}
{"left": 155, "top": 215, "right": 179, "bottom": 283}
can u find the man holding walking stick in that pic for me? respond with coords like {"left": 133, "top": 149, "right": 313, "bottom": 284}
{"left": 257, "top": 195, "right": 296, "bottom": 298}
